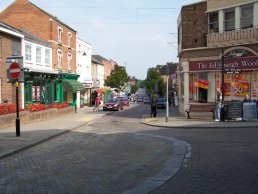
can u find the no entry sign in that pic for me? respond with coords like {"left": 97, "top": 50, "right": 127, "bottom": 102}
{"left": 9, "top": 62, "right": 21, "bottom": 79}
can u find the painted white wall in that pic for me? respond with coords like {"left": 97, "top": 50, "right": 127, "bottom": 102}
{"left": 97, "top": 64, "right": 104, "bottom": 88}
{"left": 23, "top": 40, "right": 52, "bottom": 72}
{"left": 76, "top": 38, "right": 92, "bottom": 84}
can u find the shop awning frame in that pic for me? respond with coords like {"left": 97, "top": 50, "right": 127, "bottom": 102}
{"left": 64, "top": 79, "right": 85, "bottom": 92}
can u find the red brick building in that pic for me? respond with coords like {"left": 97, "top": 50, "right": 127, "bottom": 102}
{"left": 0, "top": 0, "right": 84, "bottom": 106}
{"left": 0, "top": 0, "right": 77, "bottom": 73}
{"left": 0, "top": 21, "right": 23, "bottom": 106}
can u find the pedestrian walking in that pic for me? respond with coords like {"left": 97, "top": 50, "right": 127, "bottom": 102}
{"left": 93, "top": 94, "right": 101, "bottom": 111}
{"left": 150, "top": 93, "right": 157, "bottom": 117}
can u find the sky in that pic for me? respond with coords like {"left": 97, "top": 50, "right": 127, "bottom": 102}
{"left": 0, "top": 0, "right": 198, "bottom": 80}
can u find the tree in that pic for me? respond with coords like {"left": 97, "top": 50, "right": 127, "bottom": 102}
{"left": 130, "top": 84, "right": 139, "bottom": 94}
{"left": 105, "top": 65, "right": 129, "bottom": 91}
{"left": 145, "top": 68, "right": 164, "bottom": 95}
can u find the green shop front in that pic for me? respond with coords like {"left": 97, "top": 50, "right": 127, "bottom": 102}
{"left": 24, "top": 71, "right": 84, "bottom": 107}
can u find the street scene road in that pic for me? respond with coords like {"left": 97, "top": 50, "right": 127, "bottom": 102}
{"left": 0, "top": 103, "right": 258, "bottom": 194}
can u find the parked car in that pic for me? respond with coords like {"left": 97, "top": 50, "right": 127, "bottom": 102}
{"left": 137, "top": 96, "right": 143, "bottom": 102}
{"left": 122, "top": 97, "right": 130, "bottom": 106}
{"left": 156, "top": 98, "right": 166, "bottom": 109}
{"left": 143, "top": 96, "right": 150, "bottom": 104}
{"left": 103, "top": 98, "right": 124, "bottom": 111}
{"left": 117, "top": 97, "right": 129, "bottom": 106}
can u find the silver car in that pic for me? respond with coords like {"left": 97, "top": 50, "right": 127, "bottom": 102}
{"left": 156, "top": 98, "right": 166, "bottom": 109}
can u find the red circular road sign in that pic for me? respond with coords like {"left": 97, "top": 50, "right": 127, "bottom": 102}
{"left": 9, "top": 62, "right": 21, "bottom": 79}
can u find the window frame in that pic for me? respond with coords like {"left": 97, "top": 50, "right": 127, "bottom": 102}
{"left": 57, "top": 49, "right": 63, "bottom": 69}
{"left": 208, "top": 11, "right": 219, "bottom": 33}
{"left": 67, "top": 32, "right": 72, "bottom": 48}
{"left": 45, "top": 48, "right": 51, "bottom": 66}
{"left": 25, "top": 43, "right": 32, "bottom": 62}
{"left": 57, "top": 26, "right": 63, "bottom": 44}
{"left": 240, "top": 4, "right": 253, "bottom": 29}
{"left": 67, "top": 53, "right": 72, "bottom": 71}
{"left": 36, "top": 46, "right": 42, "bottom": 65}
{"left": 224, "top": 8, "right": 235, "bottom": 31}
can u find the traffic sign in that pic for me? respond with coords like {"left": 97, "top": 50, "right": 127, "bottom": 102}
{"left": 9, "top": 62, "right": 21, "bottom": 79}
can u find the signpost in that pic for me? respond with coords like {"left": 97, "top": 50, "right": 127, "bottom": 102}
{"left": 5, "top": 56, "right": 24, "bottom": 137}
{"left": 9, "top": 62, "right": 21, "bottom": 79}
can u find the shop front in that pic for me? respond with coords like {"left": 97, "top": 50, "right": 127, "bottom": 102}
{"left": 178, "top": 47, "right": 258, "bottom": 117}
{"left": 63, "top": 74, "right": 85, "bottom": 108}
{"left": 24, "top": 71, "right": 63, "bottom": 106}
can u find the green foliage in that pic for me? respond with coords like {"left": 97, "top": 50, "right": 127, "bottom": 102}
{"left": 145, "top": 68, "right": 164, "bottom": 95}
{"left": 105, "top": 65, "right": 129, "bottom": 91}
{"left": 131, "top": 84, "right": 139, "bottom": 94}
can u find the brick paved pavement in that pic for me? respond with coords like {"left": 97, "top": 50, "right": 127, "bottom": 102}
{"left": 0, "top": 126, "right": 186, "bottom": 193}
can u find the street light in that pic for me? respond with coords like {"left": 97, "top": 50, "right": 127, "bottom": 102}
{"left": 166, "top": 64, "right": 169, "bottom": 122}
{"left": 221, "top": 47, "right": 225, "bottom": 121}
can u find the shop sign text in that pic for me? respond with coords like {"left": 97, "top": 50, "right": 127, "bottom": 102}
{"left": 189, "top": 57, "right": 258, "bottom": 72}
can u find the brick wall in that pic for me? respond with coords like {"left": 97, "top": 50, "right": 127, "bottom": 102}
{"left": 181, "top": 1, "right": 207, "bottom": 50}
{"left": 0, "top": 0, "right": 77, "bottom": 73}
{"left": 0, "top": 32, "right": 22, "bottom": 105}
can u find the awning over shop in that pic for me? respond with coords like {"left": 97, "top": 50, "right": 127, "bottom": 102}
{"left": 194, "top": 79, "right": 208, "bottom": 89}
{"left": 64, "top": 79, "right": 85, "bottom": 92}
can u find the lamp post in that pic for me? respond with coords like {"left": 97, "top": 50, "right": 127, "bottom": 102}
{"left": 166, "top": 64, "right": 169, "bottom": 122}
{"left": 221, "top": 47, "right": 225, "bottom": 121}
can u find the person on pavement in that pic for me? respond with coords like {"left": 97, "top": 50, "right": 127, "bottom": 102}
{"left": 150, "top": 93, "right": 157, "bottom": 117}
{"left": 215, "top": 88, "right": 222, "bottom": 121}
{"left": 243, "top": 94, "right": 251, "bottom": 103}
{"left": 93, "top": 94, "right": 101, "bottom": 111}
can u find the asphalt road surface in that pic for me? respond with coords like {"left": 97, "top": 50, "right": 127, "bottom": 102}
{"left": 95, "top": 104, "right": 258, "bottom": 194}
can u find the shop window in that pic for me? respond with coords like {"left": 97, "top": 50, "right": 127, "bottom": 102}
{"left": 189, "top": 72, "right": 209, "bottom": 103}
{"left": 224, "top": 8, "right": 235, "bottom": 31}
{"left": 25, "top": 43, "right": 32, "bottom": 62}
{"left": 221, "top": 72, "right": 252, "bottom": 101}
{"left": 208, "top": 12, "right": 219, "bottom": 33}
{"left": 241, "top": 4, "right": 253, "bottom": 29}
{"left": 251, "top": 71, "right": 258, "bottom": 99}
